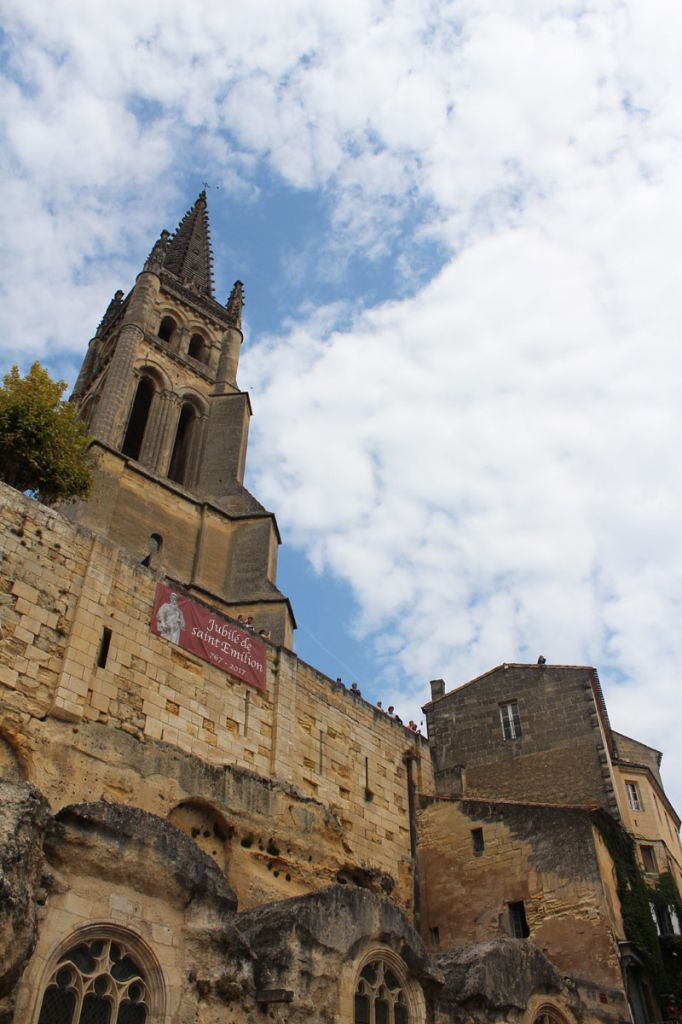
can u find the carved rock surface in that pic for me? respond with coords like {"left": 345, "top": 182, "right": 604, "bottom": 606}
{"left": 237, "top": 883, "right": 441, "bottom": 993}
{"left": 52, "top": 799, "right": 237, "bottom": 913}
{"left": 0, "top": 779, "right": 50, "bottom": 1012}
{"left": 435, "top": 938, "right": 562, "bottom": 1013}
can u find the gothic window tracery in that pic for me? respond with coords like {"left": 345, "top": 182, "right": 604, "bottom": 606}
{"left": 36, "top": 937, "right": 149, "bottom": 1024}
{"left": 354, "top": 960, "right": 409, "bottom": 1024}
{"left": 533, "top": 1007, "right": 570, "bottom": 1024}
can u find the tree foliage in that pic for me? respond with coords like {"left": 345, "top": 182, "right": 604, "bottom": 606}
{"left": 0, "top": 362, "right": 93, "bottom": 504}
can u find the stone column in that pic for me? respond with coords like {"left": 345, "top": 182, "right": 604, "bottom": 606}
{"left": 88, "top": 325, "right": 142, "bottom": 447}
{"left": 215, "top": 324, "right": 243, "bottom": 394}
{"left": 71, "top": 336, "right": 99, "bottom": 402}
{"left": 87, "top": 270, "right": 160, "bottom": 449}
{"left": 138, "top": 387, "right": 172, "bottom": 470}
{"left": 187, "top": 412, "right": 209, "bottom": 490}
{"left": 156, "top": 393, "right": 183, "bottom": 476}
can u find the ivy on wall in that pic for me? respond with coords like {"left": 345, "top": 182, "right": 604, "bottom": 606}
{"left": 594, "top": 813, "right": 679, "bottom": 996}
{"left": 651, "top": 872, "right": 682, "bottom": 998}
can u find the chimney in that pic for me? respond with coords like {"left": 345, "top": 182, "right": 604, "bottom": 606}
{"left": 430, "top": 678, "right": 445, "bottom": 701}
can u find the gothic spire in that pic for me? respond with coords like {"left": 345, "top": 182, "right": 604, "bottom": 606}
{"left": 226, "top": 280, "right": 244, "bottom": 329}
{"left": 163, "top": 191, "right": 215, "bottom": 298}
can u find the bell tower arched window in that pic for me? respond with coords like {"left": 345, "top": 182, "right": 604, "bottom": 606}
{"left": 355, "top": 961, "right": 409, "bottom": 1024}
{"left": 37, "top": 936, "right": 149, "bottom": 1023}
{"left": 157, "top": 316, "right": 176, "bottom": 343}
{"left": 168, "top": 402, "right": 199, "bottom": 485}
{"left": 122, "top": 376, "right": 155, "bottom": 460}
{"left": 188, "top": 333, "right": 208, "bottom": 363}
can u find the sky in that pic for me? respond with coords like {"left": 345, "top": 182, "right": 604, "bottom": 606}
{"left": 2, "top": 0, "right": 682, "bottom": 808}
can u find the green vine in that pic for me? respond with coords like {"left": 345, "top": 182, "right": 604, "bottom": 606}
{"left": 595, "top": 814, "right": 668, "bottom": 992}
{"left": 651, "top": 872, "right": 682, "bottom": 998}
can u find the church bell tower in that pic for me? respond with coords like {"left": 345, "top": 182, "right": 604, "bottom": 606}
{"left": 68, "top": 192, "right": 295, "bottom": 647}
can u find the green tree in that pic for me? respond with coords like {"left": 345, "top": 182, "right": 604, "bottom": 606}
{"left": 0, "top": 362, "right": 93, "bottom": 504}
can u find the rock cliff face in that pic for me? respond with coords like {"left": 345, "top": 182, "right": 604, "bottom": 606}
{"left": 1, "top": 783, "right": 586, "bottom": 1024}
{"left": 0, "top": 780, "right": 50, "bottom": 1023}
{"left": 435, "top": 940, "right": 563, "bottom": 1022}
{"left": 51, "top": 799, "right": 238, "bottom": 915}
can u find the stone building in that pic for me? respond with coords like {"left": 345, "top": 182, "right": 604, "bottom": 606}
{"left": 1, "top": 195, "right": 680, "bottom": 1024}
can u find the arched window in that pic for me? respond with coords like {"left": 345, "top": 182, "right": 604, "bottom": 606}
{"left": 157, "top": 316, "right": 176, "bottom": 343}
{"left": 533, "top": 1007, "right": 570, "bottom": 1024}
{"left": 168, "top": 402, "right": 199, "bottom": 485}
{"left": 188, "top": 334, "right": 208, "bottom": 363}
{"left": 37, "top": 936, "right": 149, "bottom": 1023}
{"left": 141, "top": 533, "right": 163, "bottom": 569}
{"left": 122, "top": 376, "right": 155, "bottom": 460}
{"left": 355, "top": 961, "right": 409, "bottom": 1024}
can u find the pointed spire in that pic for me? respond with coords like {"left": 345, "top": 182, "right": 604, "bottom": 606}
{"left": 226, "top": 280, "right": 244, "bottom": 329}
{"left": 163, "top": 191, "right": 215, "bottom": 297}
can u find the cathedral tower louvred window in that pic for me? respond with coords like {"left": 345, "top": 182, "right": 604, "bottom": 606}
{"left": 168, "top": 401, "right": 199, "bottom": 485}
{"left": 122, "top": 376, "right": 155, "bottom": 461}
{"left": 354, "top": 961, "right": 409, "bottom": 1024}
{"left": 37, "top": 937, "right": 149, "bottom": 1023}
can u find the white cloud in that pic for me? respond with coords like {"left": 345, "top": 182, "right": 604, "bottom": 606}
{"left": 2, "top": 0, "right": 682, "bottom": 804}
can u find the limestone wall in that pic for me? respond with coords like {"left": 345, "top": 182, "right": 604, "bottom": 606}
{"left": 0, "top": 483, "right": 430, "bottom": 911}
{"left": 424, "top": 664, "right": 616, "bottom": 810}
{"left": 417, "top": 797, "right": 625, "bottom": 995}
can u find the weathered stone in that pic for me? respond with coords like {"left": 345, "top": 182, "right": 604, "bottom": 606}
{"left": 51, "top": 799, "right": 237, "bottom": 913}
{"left": 237, "top": 884, "right": 438, "bottom": 987}
{"left": 0, "top": 779, "right": 50, "bottom": 1018}
{"left": 435, "top": 939, "right": 562, "bottom": 1012}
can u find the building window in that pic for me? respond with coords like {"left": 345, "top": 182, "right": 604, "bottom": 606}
{"left": 355, "top": 961, "right": 409, "bottom": 1024}
{"left": 499, "top": 701, "right": 522, "bottom": 740}
{"left": 37, "top": 936, "right": 149, "bottom": 1023}
{"left": 188, "top": 334, "right": 208, "bottom": 363}
{"left": 626, "top": 781, "right": 643, "bottom": 811}
{"left": 158, "top": 316, "right": 176, "bottom": 343}
{"left": 471, "top": 828, "right": 485, "bottom": 853}
{"left": 122, "top": 376, "right": 156, "bottom": 461}
{"left": 96, "top": 627, "right": 112, "bottom": 669}
{"left": 533, "top": 1006, "right": 570, "bottom": 1024}
{"left": 508, "top": 901, "right": 530, "bottom": 938}
{"left": 650, "top": 901, "right": 681, "bottom": 938}
{"left": 168, "top": 402, "right": 199, "bottom": 486}
{"left": 640, "top": 845, "right": 657, "bottom": 874}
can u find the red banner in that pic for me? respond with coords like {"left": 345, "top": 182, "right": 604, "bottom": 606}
{"left": 150, "top": 582, "right": 266, "bottom": 691}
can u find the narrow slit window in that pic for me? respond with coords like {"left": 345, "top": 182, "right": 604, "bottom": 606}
{"left": 97, "top": 627, "right": 112, "bottom": 669}
{"left": 471, "top": 827, "right": 485, "bottom": 853}
{"left": 509, "top": 900, "right": 530, "bottom": 938}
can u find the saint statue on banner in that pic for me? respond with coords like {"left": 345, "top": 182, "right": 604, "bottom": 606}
{"left": 156, "top": 592, "right": 186, "bottom": 645}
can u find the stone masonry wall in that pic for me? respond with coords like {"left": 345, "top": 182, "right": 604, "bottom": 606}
{"left": 417, "top": 797, "right": 625, "bottom": 996}
{"left": 0, "top": 483, "right": 431, "bottom": 912}
{"left": 424, "top": 665, "right": 616, "bottom": 809}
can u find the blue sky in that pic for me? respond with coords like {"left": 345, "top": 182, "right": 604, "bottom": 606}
{"left": 3, "top": 0, "right": 682, "bottom": 804}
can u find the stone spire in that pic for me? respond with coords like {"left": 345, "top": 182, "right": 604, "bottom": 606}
{"left": 226, "top": 280, "right": 244, "bottom": 329}
{"left": 163, "top": 191, "right": 215, "bottom": 297}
